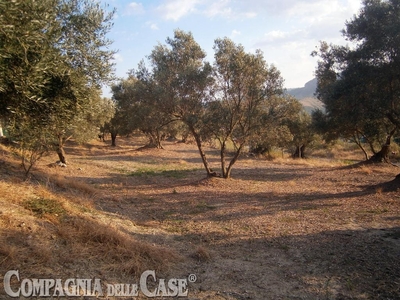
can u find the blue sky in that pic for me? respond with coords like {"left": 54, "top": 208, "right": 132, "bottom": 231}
{"left": 101, "top": 0, "right": 362, "bottom": 97}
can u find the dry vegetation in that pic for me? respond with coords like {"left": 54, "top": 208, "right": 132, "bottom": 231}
{"left": 0, "top": 136, "right": 399, "bottom": 299}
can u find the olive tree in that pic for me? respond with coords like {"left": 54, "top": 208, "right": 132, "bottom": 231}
{"left": 148, "top": 30, "right": 215, "bottom": 176}
{"left": 0, "top": 0, "right": 116, "bottom": 170}
{"left": 210, "top": 38, "right": 286, "bottom": 178}
{"left": 312, "top": 0, "right": 400, "bottom": 163}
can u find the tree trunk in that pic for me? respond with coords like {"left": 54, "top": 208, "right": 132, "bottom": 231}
{"left": 148, "top": 130, "right": 163, "bottom": 149}
{"left": 369, "top": 144, "right": 390, "bottom": 163}
{"left": 356, "top": 141, "right": 369, "bottom": 160}
{"left": 181, "top": 132, "right": 189, "bottom": 143}
{"left": 292, "top": 144, "right": 306, "bottom": 159}
{"left": 111, "top": 132, "right": 117, "bottom": 147}
{"left": 301, "top": 144, "right": 306, "bottom": 158}
{"left": 368, "top": 129, "right": 396, "bottom": 163}
{"left": 156, "top": 130, "right": 163, "bottom": 149}
{"left": 142, "top": 129, "right": 165, "bottom": 149}
{"left": 224, "top": 143, "right": 244, "bottom": 179}
{"left": 57, "top": 147, "right": 67, "bottom": 164}
{"left": 354, "top": 132, "right": 369, "bottom": 160}
{"left": 190, "top": 127, "right": 214, "bottom": 177}
{"left": 98, "top": 132, "right": 105, "bottom": 142}
{"left": 367, "top": 140, "right": 378, "bottom": 155}
{"left": 56, "top": 134, "right": 67, "bottom": 164}
{"left": 293, "top": 146, "right": 299, "bottom": 158}
{"left": 220, "top": 140, "right": 227, "bottom": 178}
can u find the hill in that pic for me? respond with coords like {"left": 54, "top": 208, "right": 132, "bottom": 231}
{"left": 287, "top": 78, "right": 324, "bottom": 113}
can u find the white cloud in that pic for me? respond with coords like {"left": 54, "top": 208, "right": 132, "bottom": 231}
{"left": 288, "top": 1, "right": 343, "bottom": 23}
{"left": 204, "top": 0, "right": 256, "bottom": 19}
{"left": 157, "top": 0, "right": 200, "bottom": 21}
{"left": 156, "top": 0, "right": 256, "bottom": 21}
{"left": 204, "top": 0, "right": 232, "bottom": 18}
{"left": 255, "top": 29, "right": 307, "bottom": 48}
{"left": 232, "top": 0, "right": 360, "bottom": 22}
{"left": 124, "top": 2, "right": 145, "bottom": 16}
{"left": 146, "top": 21, "right": 159, "bottom": 30}
{"left": 264, "top": 30, "right": 288, "bottom": 42}
{"left": 105, "top": 0, "right": 363, "bottom": 89}
{"left": 252, "top": 28, "right": 317, "bottom": 87}
{"left": 257, "top": 39, "right": 317, "bottom": 88}
{"left": 231, "top": 29, "right": 241, "bottom": 38}
{"left": 284, "top": 0, "right": 362, "bottom": 43}
{"left": 247, "top": 0, "right": 362, "bottom": 88}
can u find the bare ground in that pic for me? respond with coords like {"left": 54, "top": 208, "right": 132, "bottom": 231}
{"left": 0, "top": 137, "right": 399, "bottom": 299}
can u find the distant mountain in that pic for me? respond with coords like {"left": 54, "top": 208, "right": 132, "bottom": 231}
{"left": 287, "top": 78, "right": 324, "bottom": 113}
{"left": 287, "top": 78, "right": 317, "bottom": 99}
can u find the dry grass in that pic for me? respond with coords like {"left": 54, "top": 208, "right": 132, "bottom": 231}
{"left": 56, "top": 216, "right": 178, "bottom": 276}
{"left": 358, "top": 164, "right": 374, "bottom": 175}
{"left": 48, "top": 174, "right": 98, "bottom": 196}
{"left": 0, "top": 143, "right": 178, "bottom": 285}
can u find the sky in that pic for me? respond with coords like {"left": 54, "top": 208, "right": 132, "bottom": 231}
{"left": 101, "top": 0, "right": 363, "bottom": 97}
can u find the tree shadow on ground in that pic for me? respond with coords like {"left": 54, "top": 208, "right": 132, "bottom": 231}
{"left": 227, "top": 166, "right": 314, "bottom": 182}
{"left": 93, "top": 178, "right": 383, "bottom": 225}
{"left": 129, "top": 226, "right": 400, "bottom": 299}
{"left": 370, "top": 177, "right": 400, "bottom": 192}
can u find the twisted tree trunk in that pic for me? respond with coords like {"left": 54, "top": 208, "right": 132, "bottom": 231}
{"left": 368, "top": 128, "right": 396, "bottom": 163}
{"left": 56, "top": 134, "right": 67, "bottom": 164}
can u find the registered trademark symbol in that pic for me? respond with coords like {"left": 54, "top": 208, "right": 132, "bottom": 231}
{"left": 188, "top": 274, "right": 197, "bottom": 283}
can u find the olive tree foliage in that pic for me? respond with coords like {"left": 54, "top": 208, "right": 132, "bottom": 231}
{"left": 209, "top": 38, "right": 288, "bottom": 178}
{"left": 286, "top": 108, "right": 315, "bottom": 158}
{"left": 312, "top": 42, "right": 392, "bottom": 161}
{"left": 109, "top": 67, "right": 176, "bottom": 148}
{"left": 312, "top": 0, "right": 400, "bottom": 163}
{"left": 132, "top": 63, "right": 181, "bottom": 148}
{"left": 247, "top": 96, "right": 315, "bottom": 159}
{"left": 148, "top": 30, "right": 216, "bottom": 176}
{"left": 107, "top": 76, "right": 140, "bottom": 147}
{"left": 0, "top": 0, "right": 62, "bottom": 172}
{"left": 50, "top": 0, "right": 116, "bottom": 163}
{"left": 0, "top": 0, "right": 116, "bottom": 172}
{"left": 52, "top": 93, "right": 115, "bottom": 164}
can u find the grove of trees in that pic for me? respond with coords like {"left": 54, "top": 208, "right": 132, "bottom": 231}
{"left": 2, "top": 0, "right": 399, "bottom": 180}
{"left": 108, "top": 30, "right": 310, "bottom": 178}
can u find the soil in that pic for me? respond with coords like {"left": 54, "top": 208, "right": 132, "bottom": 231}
{"left": 1, "top": 137, "right": 400, "bottom": 299}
